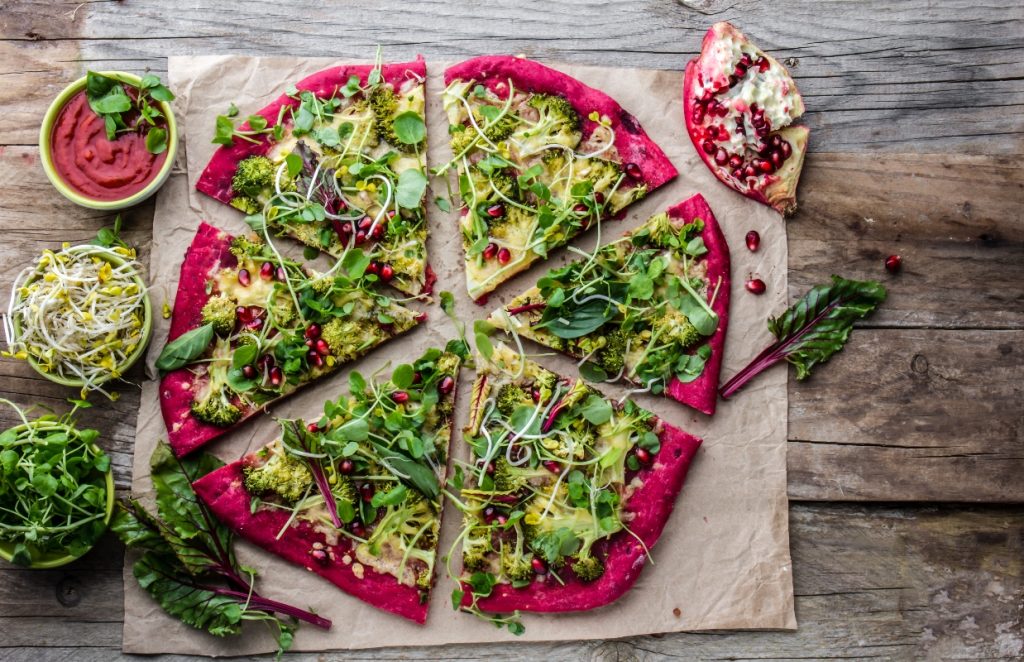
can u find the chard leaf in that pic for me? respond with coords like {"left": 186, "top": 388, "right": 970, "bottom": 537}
{"left": 720, "top": 275, "right": 887, "bottom": 398}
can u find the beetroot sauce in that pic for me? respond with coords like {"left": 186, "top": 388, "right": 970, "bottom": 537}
{"left": 50, "top": 89, "right": 167, "bottom": 201}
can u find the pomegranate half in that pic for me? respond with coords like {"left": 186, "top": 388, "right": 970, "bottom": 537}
{"left": 684, "top": 22, "right": 809, "bottom": 216}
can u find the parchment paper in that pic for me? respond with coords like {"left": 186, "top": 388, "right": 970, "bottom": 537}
{"left": 124, "top": 55, "right": 796, "bottom": 655}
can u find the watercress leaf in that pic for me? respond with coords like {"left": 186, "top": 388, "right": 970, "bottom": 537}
{"left": 468, "top": 571, "right": 497, "bottom": 597}
{"left": 451, "top": 588, "right": 465, "bottom": 610}
{"left": 285, "top": 152, "right": 303, "bottom": 178}
{"left": 392, "top": 111, "right": 426, "bottom": 145}
{"left": 91, "top": 86, "right": 132, "bottom": 115}
{"left": 212, "top": 115, "right": 235, "bottom": 145}
{"left": 155, "top": 324, "right": 214, "bottom": 372}
{"left": 303, "top": 246, "right": 320, "bottom": 261}
{"left": 315, "top": 125, "right": 340, "bottom": 147}
{"left": 578, "top": 361, "right": 608, "bottom": 383}
{"left": 396, "top": 168, "right": 428, "bottom": 209}
{"left": 145, "top": 127, "right": 168, "bottom": 155}
{"left": 392, "top": 364, "right": 415, "bottom": 389}
{"left": 628, "top": 274, "right": 654, "bottom": 301}
{"left": 371, "top": 483, "right": 408, "bottom": 508}
{"left": 231, "top": 344, "right": 258, "bottom": 369}
{"left": 349, "top": 371, "right": 367, "bottom": 396}
{"left": 338, "top": 418, "right": 369, "bottom": 441}
{"left": 579, "top": 394, "right": 612, "bottom": 425}
{"left": 340, "top": 75, "right": 361, "bottom": 97}
{"left": 684, "top": 236, "right": 708, "bottom": 257}
{"left": 434, "top": 196, "right": 451, "bottom": 213}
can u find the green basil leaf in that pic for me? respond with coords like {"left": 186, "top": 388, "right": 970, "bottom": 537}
{"left": 155, "top": 324, "right": 214, "bottom": 372}
{"left": 145, "top": 127, "right": 168, "bottom": 155}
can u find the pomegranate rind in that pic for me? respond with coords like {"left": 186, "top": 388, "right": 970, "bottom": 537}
{"left": 683, "top": 23, "right": 808, "bottom": 216}
{"left": 466, "top": 420, "right": 702, "bottom": 613}
{"left": 193, "top": 459, "right": 432, "bottom": 624}
{"left": 664, "top": 194, "right": 731, "bottom": 415}
{"left": 196, "top": 58, "right": 427, "bottom": 205}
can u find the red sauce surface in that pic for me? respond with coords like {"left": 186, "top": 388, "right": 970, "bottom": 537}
{"left": 50, "top": 89, "right": 168, "bottom": 201}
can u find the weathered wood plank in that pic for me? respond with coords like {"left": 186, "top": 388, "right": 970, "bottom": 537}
{"left": 1, "top": 1, "right": 1022, "bottom": 152}
{"left": 1, "top": 504, "right": 1020, "bottom": 659}
{"left": 787, "top": 328, "right": 1024, "bottom": 502}
{"left": 791, "top": 152, "right": 1024, "bottom": 330}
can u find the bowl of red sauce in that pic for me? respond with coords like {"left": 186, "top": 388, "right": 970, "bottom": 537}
{"left": 39, "top": 71, "right": 177, "bottom": 210}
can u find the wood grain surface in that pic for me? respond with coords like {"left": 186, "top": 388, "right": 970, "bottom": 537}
{"left": 0, "top": 0, "right": 1021, "bottom": 658}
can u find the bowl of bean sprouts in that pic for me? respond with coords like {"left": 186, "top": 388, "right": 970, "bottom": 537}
{"left": 3, "top": 243, "right": 152, "bottom": 396}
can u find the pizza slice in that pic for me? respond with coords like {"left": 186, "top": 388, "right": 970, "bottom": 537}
{"left": 439, "top": 56, "right": 678, "bottom": 301}
{"left": 196, "top": 59, "right": 434, "bottom": 296}
{"left": 453, "top": 342, "right": 701, "bottom": 616}
{"left": 489, "top": 193, "right": 730, "bottom": 416}
{"left": 193, "top": 349, "right": 461, "bottom": 624}
{"left": 158, "top": 222, "right": 423, "bottom": 457}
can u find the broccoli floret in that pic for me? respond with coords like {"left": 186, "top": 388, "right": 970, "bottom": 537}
{"left": 229, "top": 234, "right": 265, "bottom": 259}
{"left": 496, "top": 383, "right": 529, "bottom": 417}
{"left": 502, "top": 552, "right": 534, "bottom": 583}
{"left": 571, "top": 554, "right": 605, "bottom": 582}
{"left": 493, "top": 457, "right": 555, "bottom": 493}
{"left": 659, "top": 309, "right": 701, "bottom": 350}
{"left": 200, "top": 295, "right": 236, "bottom": 335}
{"left": 229, "top": 195, "right": 260, "bottom": 215}
{"left": 531, "top": 370, "right": 559, "bottom": 404}
{"left": 514, "top": 94, "right": 582, "bottom": 156}
{"left": 242, "top": 448, "right": 314, "bottom": 503}
{"left": 369, "top": 85, "right": 422, "bottom": 153}
{"left": 232, "top": 156, "right": 276, "bottom": 201}
{"left": 595, "top": 328, "right": 629, "bottom": 376}
{"left": 576, "top": 158, "right": 624, "bottom": 201}
{"left": 320, "top": 317, "right": 377, "bottom": 362}
{"left": 643, "top": 212, "right": 678, "bottom": 248}
{"left": 190, "top": 347, "right": 243, "bottom": 427}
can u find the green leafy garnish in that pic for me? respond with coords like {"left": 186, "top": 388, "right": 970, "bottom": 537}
{"left": 155, "top": 323, "right": 215, "bottom": 372}
{"left": 719, "top": 275, "right": 887, "bottom": 398}
{"left": 84, "top": 71, "right": 174, "bottom": 155}
{"left": 213, "top": 113, "right": 273, "bottom": 146}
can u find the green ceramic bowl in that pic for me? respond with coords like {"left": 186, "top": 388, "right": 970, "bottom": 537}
{"left": 39, "top": 71, "right": 178, "bottom": 210}
{"left": 10, "top": 244, "right": 153, "bottom": 389}
{"left": 0, "top": 421, "right": 115, "bottom": 569}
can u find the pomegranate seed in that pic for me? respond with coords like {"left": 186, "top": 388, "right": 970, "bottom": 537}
{"left": 355, "top": 230, "right": 366, "bottom": 244}
{"left": 359, "top": 483, "right": 374, "bottom": 502}
{"left": 739, "top": 53, "right": 753, "bottom": 67}
{"left": 483, "top": 506, "right": 498, "bottom": 523}
{"left": 542, "top": 460, "right": 562, "bottom": 475}
{"left": 259, "top": 354, "right": 275, "bottom": 369}
{"left": 275, "top": 266, "right": 287, "bottom": 282}
{"left": 315, "top": 339, "right": 330, "bottom": 355}
{"left": 412, "top": 371, "right": 422, "bottom": 384}
{"left": 482, "top": 242, "right": 498, "bottom": 260}
{"left": 236, "top": 305, "right": 252, "bottom": 323}
{"left": 307, "top": 422, "right": 319, "bottom": 432}
{"left": 259, "top": 262, "right": 274, "bottom": 280}
{"left": 717, "top": 125, "right": 730, "bottom": 141}
{"left": 692, "top": 105, "right": 706, "bottom": 122}
{"left": 485, "top": 461, "right": 496, "bottom": 475}
{"left": 349, "top": 520, "right": 365, "bottom": 537}
{"left": 532, "top": 388, "right": 541, "bottom": 402}
{"left": 341, "top": 222, "right": 353, "bottom": 236}
{"left": 734, "top": 64, "right": 747, "bottom": 77}
{"left": 744, "top": 164, "right": 757, "bottom": 178}
{"left": 308, "top": 351, "right": 324, "bottom": 368}
{"left": 885, "top": 255, "right": 902, "bottom": 274}
{"left": 573, "top": 203, "right": 588, "bottom": 213}
{"left": 714, "top": 148, "right": 728, "bottom": 166}
{"left": 305, "top": 324, "right": 321, "bottom": 339}
{"left": 759, "top": 159, "right": 774, "bottom": 174}
{"left": 339, "top": 459, "right": 354, "bottom": 475}
{"left": 756, "top": 125, "right": 769, "bottom": 138}
{"left": 305, "top": 338, "right": 314, "bottom": 348}
{"left": 727, "top": 75, "right": 738, "bottom": 88}
{"left": 497, "top": 248, "right": 511, "bottom": 264}
{"left": 746, "top": 278, "right": 767, "bottom": 295}
{"left": 358, "top": 216, "right": 373, "bottom": 230}
{"left": 248, "top": 316, "right": 264, "bottom": 331}
{"left": 635, "top": 447, "right": 652, "bottom": 465}
{"left": 497, "top": 515, "right": 508, "bottom": 526}
{"left": 269, "top": 366, "right": 283, "bottom": 386}
{"left": 486, "top": 204, "right": 504, "bottom": 218}
{"left": 757, "top": 56, "right": 770, "bottom": 72}
{"left": 371, "top": 224, "right": 385, "bottom": 240}
{"left": 780, "top": 141, "right": 792, "bottom": 158}
{"left": 531, "top": 557, "right": 548, "bottom": 574}
{"left": 366, "top": 261, "right": 380, "bottom": 275}
{"left": 241, "top": 365, "right": 256, "bottom": 379}
{"left": 771, "top": 151, "right": 783, "bottom": 169}
{"left": 380, "top": 264, "right": 394, "bottom": 282}
{"left": 728, "top": 155, "right": 743, "bottom": 169}
{"left": 770, "top": 134, "right": 783, "bottom": 148}
{"left": 732, "top": 167, "right": 744, "bottom": 179}
{"left": 237, "top": 269, "right": 251, "bottom": 287}
{"left": 392, "top": 390, "right": 409, "bottom": 403}
{"left": 735, "top": 121, "right": 745, "bottom": 135}
{"left": 624, "top": 162, "right": 642, "bottom": 180}
{"left": 594, "top": 192, "right": 605, "bottom": 204}
{"left": 438, "top": 375, "right": 455, "bottom": 395}
{"left": 746, "top": 231, "right": 761, "bottom": 252}
{"left": 414, "top": 312, "right": 427, "bottom": 323}
{"left": 702, "top": 139, "right": 716, "bottom": 154}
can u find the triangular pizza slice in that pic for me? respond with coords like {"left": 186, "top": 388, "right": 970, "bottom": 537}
{"left": 158, "top": 222, "right": 422, "bottom": 457}
{"left": 490, "top": 193, "right": 730, "bottom": 415}
{"left": 196, "top": 59, "right": 434, "bottom": 296}
{"left": 192, "top": 349, "right": 461, "bottom": 624}
{"left": 439, "top": 56, "right": 678, "bottom": 301}
{"left": 453, "top": 342, "right": 701, "bottom": 615}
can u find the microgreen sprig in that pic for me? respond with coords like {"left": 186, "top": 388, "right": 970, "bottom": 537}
{"left": 85, "top": 71, "right": 174, "bottom": 154}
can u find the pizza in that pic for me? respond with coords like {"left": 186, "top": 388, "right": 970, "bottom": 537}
{"left": 453, "top": 342, "right": 702, "bottom": 615}
{"left": 196, "top": 59, "right": 434, "bottom": 296}
{"left": 489, "top": 193, "right": 730, "bottom": 416}
{"left": 192, "top": 348, "right": 461, "bottom": 624}
{"left": 158, "top": 222, "right": 422, "bottom": 457}
{"left": 439, "top": 56, "right": 678, "bottom": 301}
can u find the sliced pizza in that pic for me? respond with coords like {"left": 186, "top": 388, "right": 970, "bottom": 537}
{"left": 454, "top": 342, "right": 701, "bottom": 615}
{"left": 489, "top": 193, "right": 730, "bottom": 416}
{"left": 193, "top": 349, "right": 461, "bottom": 624}
{"left": 158, "top": 222, "right": 422, "bottom": 457}
{"left": 439, "top": 56, "right": 678, "bottom": 301}
{"left": 196, "top": 59, "right": 434, "bottom": 296}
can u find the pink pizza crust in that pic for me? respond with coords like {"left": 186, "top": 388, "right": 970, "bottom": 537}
{"left": 444, "top": 56, "right": 678, "bottom": 192}
{"left": 196, "top": 58, "right": 427, "bottom": 206}
{"left": 466, "top": 422, "right": 702, "bottom": 613}
{"left": 160, "top": 222, "right": 246, "bottom": 458}
{"left": 193, "top": 462, "right": 430, "bottom": 624}
{"left": 664, "top": 193, "right": 731, "bottom": 416}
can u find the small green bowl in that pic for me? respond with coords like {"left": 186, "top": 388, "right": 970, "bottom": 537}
{"left": 0, "top": 422, "right": 115, "bottom": 569}
{"left": 10, "top": 245, "right": 153, "bottom": 389}
{"left": 39, "top": 71, "right": 178, "bottom": 210}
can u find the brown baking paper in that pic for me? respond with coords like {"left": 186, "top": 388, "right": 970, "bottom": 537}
{"left": 123, "top": 55, "right": 796, "bottom": 655}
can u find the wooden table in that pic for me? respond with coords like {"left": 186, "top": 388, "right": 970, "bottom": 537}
{"left": 2, "top": 1, "right": 1022, "bottom": 659}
